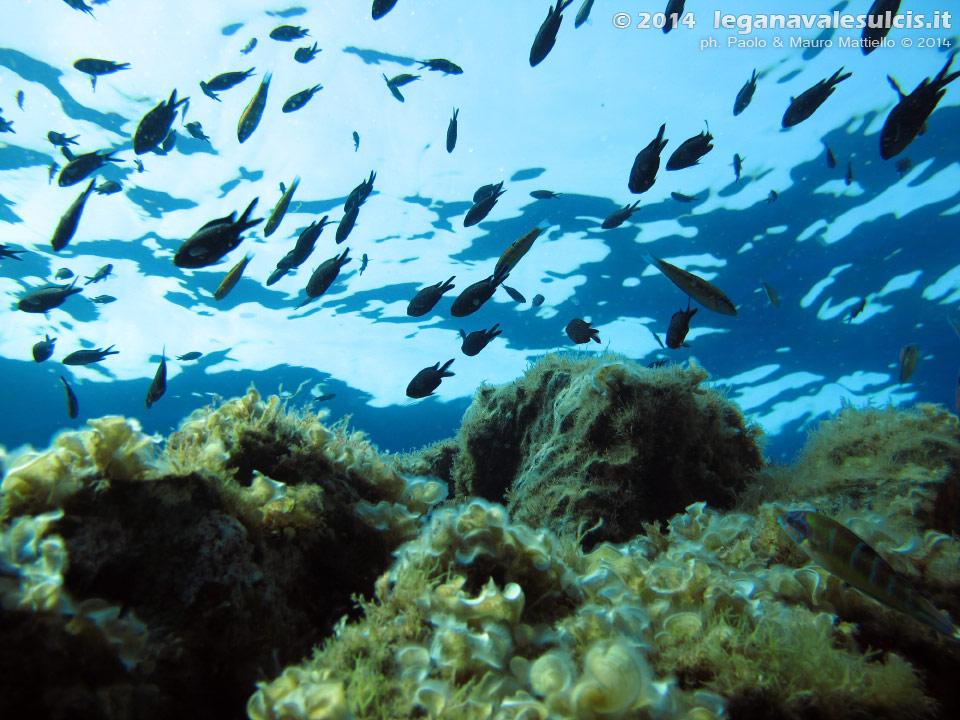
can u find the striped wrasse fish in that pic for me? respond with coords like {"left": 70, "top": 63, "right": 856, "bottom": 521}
{"left": 778, "top": 510, "right": 959, "bottom": 640}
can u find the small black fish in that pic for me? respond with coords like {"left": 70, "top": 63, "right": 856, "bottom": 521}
{"left": 336, "top": 205, "right": 359, "bottom": 244}
{"left": 666, "top": 124, "right": 713, "bottom": 170}
{"left": 134, "top": 89, "right": 188, "bottom": 154}
{"left": 58, "top": 149, "right": 121, "bottom": 187}
{"left": 761, "top": 280, "right": 780, "bottom": 308}
{"left": 150, "top": 128, "right": 178, "bottom": 156}
{"left": 417, "top": 58, "right": 463, "bottom": 74}
{"left": 345, "top": 171, "right": 376, "bottom": 212}
{"left": 270, "top": 216, "right": 331, "bottom": 282}
{"left": 313, "top": 392, "right": 336, "bottom": 403}
{"left": 359, "top": 253, "right": 369, "bottom": 275}
{"left": 51, "top": 179, "right": 96, "bottom": 252}
{"left": 135, "top": 158, "right": 144, "bottom": 173}
{"left": 84, "top": 263, "right": 112, "bottom": 285}
{"left": 206, "top": 68, "right": 255, "bottom": 91}
{"left": 146, "top": 348, "right": 167, "bottom": 409}
{"left": 353, "top": 131, "right": 360, "bottom": 151}
{"left": 782, "top": 67, "right": 852, "bottom": 128}
{"left": 882, "top": 54, "right": 960, "bottom": 159}
{"left": 733, "top": 153, "right": 744, "bottom": 182}
{"left": 373, "top": 0, "right": 399, "bottom": 20}
{"left": 767, "top": 190, "right": 778, "bottom": 203}
{"left": 60, "top": 376, "right": 79, "bottom": 419}
{"left": 177, "top": 351, "right": 202, "bottom": 361}
{"left": 825, "top": 144, "right": 837, "bottom": 169}
{"left": 845, "top": 161, "right": 854, "bottom": 186}
{"left": 18, "top": 279, "right": 82, "bottom": 313}
{"left": 662, "top": 0, "right": 686, "bottom": 34}
{"left": 473, "top": 182, "right": 500, "bottom": 203}
{"left": 47, "top": 131, "right": 79, "bottom": 147}
{"left": 666, "top": 298, "right": 697, "bottom": 348}
{"left": 532, "top": 293, "right": 545, "bottom": 307}
{"left": 89, "top": 295, "right": 116, "bottom": 304}
{"left": 566, "top": 318, "right": 600, "bottom": 344}
{"left": 388, "top": 73, "right": 420, "bottom": 87}
{"left": 845, "top": 298, "right": 866, "bottom": 322}
{"left": 54, "top": 268, "right": 73, "bottom": 279}
{"left": 174, "top": 197, "right": 262, "bottom": 268}
{"left": 269, "top": 25, "right": 309, "bottom": 41}
{"left": 861, "top": 0, "right": 902, "bottom": 55}
{"left": 574, "top": 0, "right": 594, "bottom": 28}
{"left": 629, "top": 123, "right": 668, "bottom": 193}
{"left": 73, "top": 58, "right": 130, "bottom": 90}
{"left": 502, "top": 285, "right": 526, "bottom": 303}
{"left": 184, "top": 121, "right": 210, "bottom": 142}
{"left": 408, "top": 276, "right": 455, "bottom": 317}
{"left": 460, "top": 324, "right": 502, "bottom": 356}
{"left": 895, "top": 157, "right": 912, "bottom": 178}
{"left": 297, "top": 249, "right": 351, "bottom": 307}
{"left": 530, "top": 190, "right": 561, "bottom": 199}
{"left": 282, "top": 84, "right": 322, "bottom": 113}
{"left": 48, "top": 161, "right": 60, "bottom": 183}
{"left": 96, "top": 180, "right": 122, "bottom": 195}
{"left": 62, "top": 345, "right": 118, "bottom": 365}
{"left": 464, "top": 182, "right": 505, "bottom": 226}
{"left": 530, "top": 0, "right": 574, "bottom": 67}
{"left": 446, "top": 108, "right": 458, "bottom": 153}
{"left": 33, "top": 335, "right": 56, "bottom": 363}
{"left": 294, "top": 43, "right": 320, "bottom": 63}
{"left": 382, "top": 74, "right": 405, "bottom": 102}
{"left": 241, "top": 38, "right": 257, "bottom": 55}
{"left": 734, "top": 69, "right": 758, "bottom": 116}
{"left": 450, "top": 268, "right": 509, "bottom": 317}
{"left": 15, "top": 90, "right": 24, "bottom": 110}
{"left": 601, "top": 201, "right": 640, "bottom": 229}
{"left": 406, "top": 359, "right": 454, "bottom": 399}
{"left": 671, "top": 191, "right": 698, "bottom": 203}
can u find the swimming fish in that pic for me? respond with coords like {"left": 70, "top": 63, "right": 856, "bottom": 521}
{"left": 643, "top": 254, "right": 737, "bottom": 316}
{"left": 566, "top": 318, "right": 600, "bottom": 344}
{"left": 184, "top": 121, "right": 210, "bottom": 142}
{"left": 782, "top": 67, "right": 852, "bottom": 128}
{"left": 882, "top": 54, "right": 960, "bottom": 159}
{"left": 17, "top": 279, "right": 82, "bottom": 313}
{"left": 502, "top": 285, "right": 526, "bottom": 303}
{"left": 666, "top": 298, "right": 697, "bottom": 348}
{"left": 32, "top": 335, "right": 56, "bottom": 363}
{"left": 47, "top": 131, "right": 79, "bottom": 147}
{"left": 778, "top": 510, "right": 959, "bottom": 640}
{"left": 387, "top": 73, "right": 420, "bottom": 87}
{"left": 574, "top": 0, "right": 594, "bottom": 28}
{"left": 898, "top": 344, "right": 919, "bottom": 385}
{"left": 530, "top": 190, "right": 561, "bottom": 199}
{"left": 282, "top": 84, "right": 323, "bottom": 113}
{"left": 62, "top": 346, "right": 118, "bottom": 365}
{"left": 532, "top": 294, "right": 545, "bottom": 307}
{"left": 353, "top": 131, "right": 360, "bottom": 151}
{"left": 495, "top": 223, "right": 546, "bottom": 276}
{"left": 406, "top": 359, "right": 454, "bottom": 399}
{"left": 359, "top": 253, "right": 369, "bottom": 275}
{"left": 269, "top": 25, "right": 309, "bottom": 41}
{"left": 269, "top": 217, "right": 332, "bottom": 284}
{"left": 628, "top": 123, "right": 668, "bottom": 193}
{"left": 734, "top": 69, "right": 758, "bottom": 116}
{"left": 662, "top": 0, "right": 686, "bottom": 34}
{"left": 58, "top": 149, "right": 121, "bottom": 187}
{"left": 446, "top": 108, "right": 458, "bottom": 153}
{"left": 241, "top": 38, "right": 257, "bottom": 55}
{"left": 297, "top": 249, "right": 351, "bottom": 307}
{"left": 767, "top": 190, "right": 778, "bottom": 203}
{"left": 264, "top": 177, "right": 300, "bottom": 236}
{"left": 145, "top": 348, "right": 167, "bottom": 409}
{"left": 601, "top": 201, "right": 640, "bottom": 229}
{"left": 51, "top": 179, "right": 96, "bottom": 252}
{"left": 666, "top": 124, "right": 713, "bottom": 170}
{"left": 73, "top": 58, "right": 130, "bottom": 90}
{"left": 861, "top": 0, "right": 902, "bottom": 55}
{"left": 845, "top": 298, "right": 866, "bottom": 322}
{"left": 15, "top": 90, "right": 24, "bottom": 110}
{"left": 417, "top": 58, "right": 462, "bottom": 74}
{"left": 84, "top": 263, "right": 113, "bottom": 285}
{"left": 825, "top": 144, "right": 837, "bottom": 169}
{"left": 238, "top": 73, "right": 271, "bottom": 144}
{"left": 895, "top": 157, "right": 913, "bottom": 178}
{"left": 530, "top": 0, "right": 574, "bottom": 67}
{"left": 88, "top": 295, "right": 116, "bottom": 304}
{"left": 382, "top": 74, "right": 405, "bottom": 102}
{"left": 761, "top": 280, "right": 780, "bottom": 308}
{"left": 464, "top": 182, "right": 505, "bottom": 226}
{"left": 408, "top": 276, "right": 455, "bottom": 317}
{"left": 96, "top": 180, "right": 122, "bottom": 195}
{"left": 671, "top": 191, "right": 698, "bottom": 203}
{"left": 134, "top": 89, "right": 188, "bottom": 155}
{"left": 336, "top": 205, "right": 359, "bottom": 244}
{"left": 214, "top": 254, "right": 253, "bottom": 300}
{"left": 295, "top": 43, "right": 320, "bottom": 63}
{"left": 450, "top": 268, "right": 509, "bottom": 317}
{"left": 205, "top": 68, "right": 255, "bottom": 91}
{"left": 733, "top": 153, "right": 744, "bottom": 183}
{"left": 173, "top": 197, "right": 262, "bottom": 268}
{"left": 460, "top": 324, "right": 502, "bottom": 356}
{"left": 60, "top": 376, "right": 79, "bottom": 419}
{"left": 373, "top": 0, "right": 398, "bottom": 20}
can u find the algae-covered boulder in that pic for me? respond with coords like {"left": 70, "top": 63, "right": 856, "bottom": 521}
{"left": 453, "top": 353, "right": 764, "bottom": 546}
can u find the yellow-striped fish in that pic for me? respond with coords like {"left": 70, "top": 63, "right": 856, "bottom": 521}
{"left": 495, "top": 222, "right": 548, "bottom": 277}
{"left": 214, "top": 254, "right": 253, "bottom": 300}
{"left": 778, "top": 510, "right": 959, "bottom": 640}
{"left": 263, "top": 177, "right": 299, "bottom": 237}
{"left": 643, "top": 254, "right": 737, "bottom": 316}
{"left": 238, "top": 73, "right": 271, "bottom": 144}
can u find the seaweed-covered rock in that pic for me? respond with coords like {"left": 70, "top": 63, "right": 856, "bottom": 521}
{"left": 454, "top": 353, "right": 764, "bottom": 546}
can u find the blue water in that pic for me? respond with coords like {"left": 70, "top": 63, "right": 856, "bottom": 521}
{"left": 1, "top": 1, "right": 958, "bottom": 464}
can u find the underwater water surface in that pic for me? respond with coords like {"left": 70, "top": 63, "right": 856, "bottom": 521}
{"left": 0, "top": 0, "right": 958, "bottom": 463}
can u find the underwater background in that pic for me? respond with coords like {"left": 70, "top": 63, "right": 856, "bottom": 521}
{"left": 1, "top": 0, "right": 958, "bottom": 462}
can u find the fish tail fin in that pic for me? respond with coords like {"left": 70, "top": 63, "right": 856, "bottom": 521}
{"left": 239, "top": 197, "right": 263, "bottom": 230}
{"left": 829, "top": 67, "right": 853, "bottom": 86}
{"left": 440, "top": 358, "right": 455, "bottom": 376}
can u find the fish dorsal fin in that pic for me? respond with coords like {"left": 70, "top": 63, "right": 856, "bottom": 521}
{"left": 200, "top": 212, "right": 236, "bottom": 230}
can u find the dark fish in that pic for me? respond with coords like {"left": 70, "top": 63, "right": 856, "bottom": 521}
{"left": 55, "top": 268, "right": 74, "bottom": 279}
{"left": 734, "top": 69, "right": 758, "bottom": 116}
{"left": 269, "top": 25, "right": 309, "bottom": 41}
{"left": 298, "top": 249, "right": 351, "bottom": 307}
{"left": 238, "top": 73, "right": 271, "bottom": 144}
{"left": 206, "top": 68, "right": 255, "bottom": 91}
{"left": 733, "top": 153, "right": 744, "bottom": 182}
{"left": 359, "top": 253, "right": 369, "bottom": 275}
{"left": 73, "top": 58, "right": 130, "bottom": 90}
{"left": 530, "top": 0, "right": 574, "bottom": 67}
{"left": 313, "top": 392, "right": 336, "bottom": 403}
{"left": 566, "top": 318, "right": 600, "bottom": 344}
{"left": 214, "top": 254, "right": 253, "bottom": 300}
{"left": 63, "top": 0, "right": 94, "bottom": 15}
{"left": 58, "top": 148, "right": 121, "bottom": 187}
{"left": 269, "top": 216, "right": 332, "bottom": 283}
{"left": 881, "top": 55, "right": 960, "bottom": 159}
{"left": 460, "top": 324, "right": 502, "bottom": 356}
{"left": 150, "top": 128, "right": 177, "bottom": 156}
{"left": 295, "top": 43, "right": 321, "bottom": 63}
{"left": 345, "top": 171, "right": 376, "bottom": 212}
{"left": 473, "top": 182, "right": 500, "bottom": 203}
{"left": 241, "top": 38, "right": 257, "bottom": 54}
{"left": 353, "top": 131, "right": 360, "bottom": 151}
{"left": 628, "top": 123, "right": 668, "bottom": 193}
{"left": 60, "top": 146, "right": 75, "bottom": 162}
{"left": 199, "top": 82, "right": 221, "bottom": 101}
{"left": 135, "top": 158, "right": 144, "bottom": 173}
{"left": 601, "top": 200, "right": 640, "bottom": 229}
{"left": 336, "top": 205, "right": 359, "bottom": 244}
{"left": 0, "top": 243, "right": 24, "bottom": 260}
{"left": 464, "top": 182, "right": 506, "bottom": 227}
{"left": 662, "top": 0, "right": 686, "bottom": 34}
{"left": 15, "top": 90, "right": 24, "bottom": 110}
{"left": 895, "top": 157, "right": 912, "bottom": 178}
{"left": 388, "top": 73, "right": 420, "bottom": 87}
{"left": 671, "top": 191, "right": 698, "bottom": 203}
{"left": 899, "top": 344, "right": 919, "bottom": 385}
{"left": 264, "top": 177, "right": 300, "bottom": 236}
{"left": 450, "top": 268, "right": 509, "bottom": 317}
{"left": 282, "top": 84, "right": 323, "bottom": 113}
{"left": 861, "top": 0, "right": 902, "bottom": 55}
{"left": 782, "top": 67, "right": 852, "bottom": 128}
{"left": 60, "top": 376, "right": 79, "bottom": 419}
{"left": 176, "top": 351, "right": 202, "bottom": 361}
{"left": 845, "top": 161, "right": 854, "bottom": 186}
{"left": 174, "top": 197, "right": 262, "bottom": 268}
{"left": 184, "top": 121, "right": 210, "bottom": 142}
{"left": 496, "top": 224, "right": 546, "bottom": 276}
{"left": 145, "top": 348, "right": 166, "bottom": 409}
{"left": 382, "top": 74, "right": 405, "bottom": 102}
{"left": 417, "top": 58, "right": 463, "bottom": 74}
{"left": 532, "top": 293, "right": 545, "bottom": 307}
{"left": 18, "top": 279, "right": 82, "bottom": 313}
{"left": 767, "top": 190, "right": 778, "bottom": 203}
{"left": 406, "top": 359, "right": 454, "bottom": 399}
{"left": 62, "top": 345, "right": 118, "bottom": 365}
{"left": 88, "top": 295, "right": 116, "bottom": 304}
{"left": 574, "top": 0, "right": 594, "bottom": 28}
{"left": 372, "top": 0, "right": 399, "bottom": 20}
{"left": 407, "top": 276, "right": 455, "bottom": 317}
{"left": 825, "top": 144, "right": 837, "bottom": 168}
{"left": 47, "top": 131, "right": 79, "bottom": 147}
{"left": 48, "top": 161, "right": 60, "bottom": 183}
{"left": 96, "top": 180, "right": 122, "bottom": 195}
{"left": 84, "top": 263, "right": 113, "bottom": 285}
{"left": 530, "top": 190, "right": 561, "bottom": 199}
{"left": 643, "top": 253, "right": 737, "bottom": 316}
{"left": 33, "top": 335, "right": 56, "bottom": 363}
{"left": 666, "top": 125, "right": 713, "bottom": 170}
{"left": 761, "top": 280, "right": 780, "bottom": 308}
{"left": 51, "top": 179, "right": 96, "bottom": 252}
{"left": 845, "top": 298, "right": 866, "bottom": 322}
{"left": 446, "top": 108, "right": 458, "bottom": 153}
{"left": 502, "top": 285, "right": 526, "bottom": 303}
{"left": 666, "top": 298, "right": 697, "bottom": 348}
{"left": 134, "top": 89, "right": 188, "bottom": 154}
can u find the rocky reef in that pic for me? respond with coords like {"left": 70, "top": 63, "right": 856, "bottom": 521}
{"left": 1, "top": 355, "right": 959, "bottom": 720}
